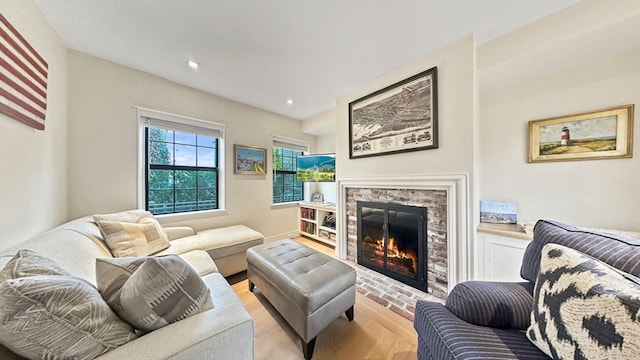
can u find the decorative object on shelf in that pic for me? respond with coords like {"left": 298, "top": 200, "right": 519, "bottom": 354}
{"left": 528, "top": 104, "right": 634, "bottom": 163}
{"left": 0, "top": 13, "right": 48, "bottom": 130}
{"left": 480, "top": 200, "right": 517, "bottom": 224}
{"left": 322, "top": 213, "right": 336, "bottom": 229}
{"left": 234, "top": 144, "right": 266, "bottom": 175}
{"left": 349, "top": 66, "right": 438, "bottom": 159}
{"left": 311, "top": 192, "right": 324, "bottom": 202}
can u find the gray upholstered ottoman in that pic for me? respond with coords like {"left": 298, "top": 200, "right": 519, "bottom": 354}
{"left": 247, "top": 239, "right": 356, "bottom": 360}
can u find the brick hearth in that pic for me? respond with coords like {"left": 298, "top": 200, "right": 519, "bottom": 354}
{"left": 345, "top": 259, "right": 443, "bottom": 322}
{"left": 345, "top": 187, "right": 449, "bottom": 300}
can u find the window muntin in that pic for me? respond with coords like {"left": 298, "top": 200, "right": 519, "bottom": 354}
{"left": 146, "top": 127, "right": 219, "bottom": 215}
{"left": 272, "top": 146, "right": 304, "bottom": 203}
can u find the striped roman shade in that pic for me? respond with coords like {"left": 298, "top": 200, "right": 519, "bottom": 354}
{"left": 0, "top": 13, "right": 48, "bottom": 130}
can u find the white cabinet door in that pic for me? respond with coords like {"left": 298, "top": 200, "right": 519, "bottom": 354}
{"left": 480, "top": 233, "right": 530, "bottom": 282}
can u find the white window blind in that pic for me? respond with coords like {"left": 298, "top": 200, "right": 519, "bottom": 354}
{"left": 272, "top": 135, "right": 309, "bottom": 152}
{"left": 138, "top": 107, "right": 225, "bottom": 138}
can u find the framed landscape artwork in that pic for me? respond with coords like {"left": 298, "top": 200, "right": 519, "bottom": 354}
{"left": 234, "top": 145, "right": 266, "bottom": 175}
{"left": 528, "top": 104, "right": 634, "bottom": 163}
{"left": 349, "top": 67, "right": 438, "bottom": 159}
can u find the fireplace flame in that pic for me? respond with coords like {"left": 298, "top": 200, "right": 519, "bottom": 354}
{"left": 386, "top": 236, "right": 418, "bottom": 273}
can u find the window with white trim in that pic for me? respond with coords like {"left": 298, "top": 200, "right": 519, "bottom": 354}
{"left": 272, "top": 137, "right": 308, "bottom": 204}
{"left": 138, "top": 108, "right": 225, "bottom": 215}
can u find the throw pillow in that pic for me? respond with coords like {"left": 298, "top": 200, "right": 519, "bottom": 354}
{"left": 445, "top": 281, "right": 534, "bottom": 330}
{"left": 527, "top": 243, "right": 640, "bottom": 359}
{"left": 96, "top": 220, "right": 168, "bottom": 257}
{"left": 0, "top": 249, "right": 70, "bottom": 282}
{"left": 0, "top": 274, "right": 136, "bottom": 359}
{"left": 94, "top": 210, "right": 170, "bottom": 257}
{"left": 93, "top": 209, "right": 148, "bottom": 223}
{"left": 96, "top": 255, "right": 214, "bottom": 332}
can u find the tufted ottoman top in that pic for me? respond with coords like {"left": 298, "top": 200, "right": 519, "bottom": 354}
{"left": 246, "top": 239, "right": 356, "bottom": 314}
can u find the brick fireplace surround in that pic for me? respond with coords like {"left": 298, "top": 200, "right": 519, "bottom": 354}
{"left": 335, "top": 174, "right": 470, "bottom": 321}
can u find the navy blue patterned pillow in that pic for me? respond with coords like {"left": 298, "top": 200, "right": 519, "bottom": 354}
{"left": 527, "top": 243, "right": 640, "bottom": 359}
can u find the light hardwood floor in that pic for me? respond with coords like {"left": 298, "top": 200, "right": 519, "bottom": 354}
{"left": 230, "top": 237, "right": 418, "bottom": 360}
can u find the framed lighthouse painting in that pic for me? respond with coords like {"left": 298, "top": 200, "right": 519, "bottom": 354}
{"left": 528, "top": 104, "right": 634, "bottom": 163}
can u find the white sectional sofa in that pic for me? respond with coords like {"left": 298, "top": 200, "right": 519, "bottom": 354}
{"left": 0, "top": 213, "right": 263, "bottom": 359}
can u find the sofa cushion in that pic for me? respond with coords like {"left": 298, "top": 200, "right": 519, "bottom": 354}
{"left": 521, "top": 220, "right": 640, "bottom": 282}
{"left": 445, "top": 281, "right": 534, "bottom": 330}
{"left": 0, "top": 249, "right": 70, "bottom": 282}
{"left": 96, "top": 255, "right": 214, "bottom": 332}
{"left": 0, "top": 253, "right": 136, "bottom": 360}
{"left": 527, "top": 243, "right": 640, "bottom": 359}
{"left": 414, "top": 300, "right": 549, "bottom": 359}
{"left": 95, "top": 210, "right": 170, "bottom": 257}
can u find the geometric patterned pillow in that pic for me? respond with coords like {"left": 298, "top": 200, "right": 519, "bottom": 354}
{"left": 95, "top": 220, "right": 169, "bottom": 257}
{"left": 0, "top": 249, "right": 70, "bottom": 283}
{"left": 527, "top": 243, "right": 640, "bottom": 359}
{"left": 0, "top": 274, "right": 136, "bottom": 359}
{"left": 96, "top": 255, "right": 214, "bottom": 332}
{"left": 94, "top": 210, "right": 170, "bottom": 257}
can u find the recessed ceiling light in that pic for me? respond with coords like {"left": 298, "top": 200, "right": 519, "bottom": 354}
{"left": 286, "top": 98, "right": 294, "bottom": 105}
{"left": 187, "top": 60, "right": 199, "bottom": 69}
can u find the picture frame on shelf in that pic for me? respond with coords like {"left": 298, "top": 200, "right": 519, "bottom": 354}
{"left": 480, "top": 201, "right": 518, "bottom": 224}
{"left": 349, "top": 66, "right": 438, "bottom": 159}
{"left": 311, "top": 192, "right": 324, "bottom": 202}
{"left": 528, "top": 104, "right": 634, "bottom": 163}
{"left": 234, "top": 144, "right": 266, "bottom": 175}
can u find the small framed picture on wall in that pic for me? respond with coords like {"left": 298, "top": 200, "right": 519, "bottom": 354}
{"left": 234, "top": 144, "right": 267, "bottom": 175}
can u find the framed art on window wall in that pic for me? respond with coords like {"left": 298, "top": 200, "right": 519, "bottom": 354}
{"left": 349, "top": 66, "right": 438, "bottom": 159}
{"left": 234, "top": 145, "right": 267, "bottom": 175}
{"left": 528, "top": 104, "right": 634, "bottom": 163}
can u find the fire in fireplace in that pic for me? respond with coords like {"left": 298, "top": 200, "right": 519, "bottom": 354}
{"left": 357, "top": 201, "right": 427, "bottom": 291}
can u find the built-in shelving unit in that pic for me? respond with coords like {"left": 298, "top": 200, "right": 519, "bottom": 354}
{"left": 299, "top": 202, "right": 336, "bottom": 247}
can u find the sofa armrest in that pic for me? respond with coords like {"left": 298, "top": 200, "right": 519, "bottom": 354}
{"left": 445, "top": 281, "right": 534, "bottom": 330}
{"left": 96, "top": 273, "right": 253, "bottom": 360}
{"left": 414, "top": 301, "right": 546, "bottom": 360}
{"left": 163, "top": 226, "right": 195, "bottom": 240}
{"left": 177, "top": 250, "right": 218, "bottom": 276}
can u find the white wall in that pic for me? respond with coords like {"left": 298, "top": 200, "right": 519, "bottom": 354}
{"left": 303, "top": 108, "right": 337, "bottom": 203}
{"left": 336, "top": 36, "right": 476, "bottom": 182}
{"left": 478, "top": 1, "right": 640, "bottom": 231}
{"left": 66, "top": 51, "right": 313, "bottom": 239}
{"left": 0, "top": 0, "right": 68, "bottom": 250}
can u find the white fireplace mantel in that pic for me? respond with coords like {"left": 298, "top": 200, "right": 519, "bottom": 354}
{"left": 336, "top": 173, "right": 470, "bottom": 290}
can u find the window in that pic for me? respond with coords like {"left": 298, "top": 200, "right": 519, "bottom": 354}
{"left": 138, "top": 108, "right": 225, "bottom": 215}
{"left": 272, "top": 137, "right": 308, "bottom": 204}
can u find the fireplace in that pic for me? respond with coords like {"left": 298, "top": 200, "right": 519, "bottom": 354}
{"left": 357, "top": 201, "right": 427, "bottom": 292}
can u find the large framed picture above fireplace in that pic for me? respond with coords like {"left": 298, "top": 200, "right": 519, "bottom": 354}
{"left": 349, "top": 66, "right": 438, "bottom": 159}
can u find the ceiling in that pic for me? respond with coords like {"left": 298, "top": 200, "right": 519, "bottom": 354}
{"left": 34, "top": 0, "right": 581, "bottom": 120}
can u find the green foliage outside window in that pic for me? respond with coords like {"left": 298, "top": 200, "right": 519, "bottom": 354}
{"left": 273, "top": 146, "right": 304, "bottom": 203}
{"left": 147, "top": 127, "right": 218, "bottom": 214}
